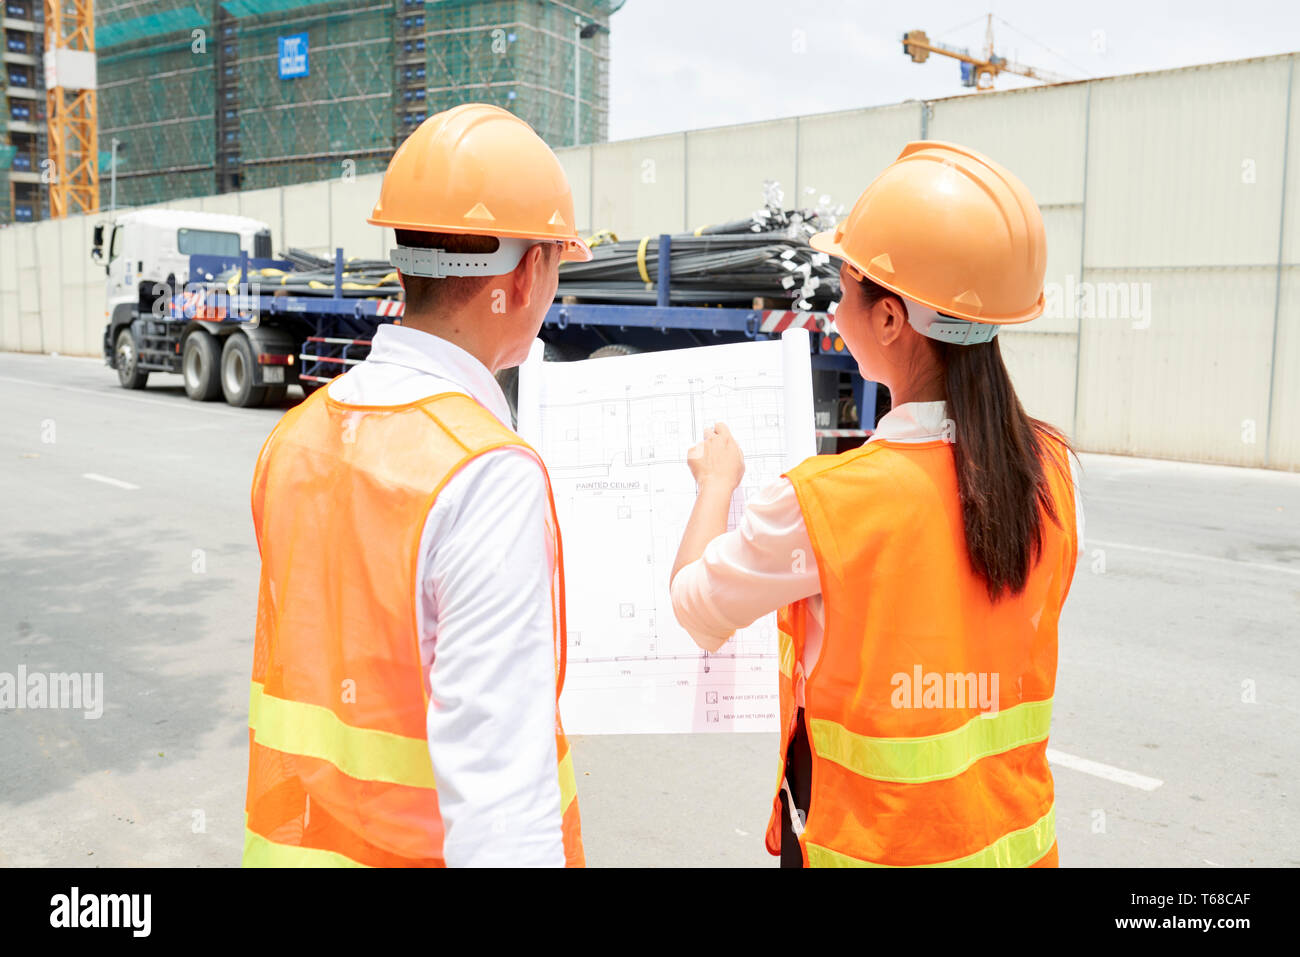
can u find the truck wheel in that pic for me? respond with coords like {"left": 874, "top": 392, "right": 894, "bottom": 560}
{"left": 587, "top": 344, "right": 642, "bottom": 359}
{"left": 543, "top": 341, "right": 587, "bottom": 362}
{"left": 220, "top": 333, "right": 270, "bottom": 408}
{"left": 114, "top": 327, "right": 149, "bottom": 390}
{"left": 182, "top": 330, "right": 223, "bottom": 401}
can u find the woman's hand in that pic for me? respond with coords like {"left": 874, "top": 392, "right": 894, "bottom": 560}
{"left": 672, "top": 422, "right": 746, "bottom": 590}
{"left": 687, "top": 422, "right": 746, "bottom": 492}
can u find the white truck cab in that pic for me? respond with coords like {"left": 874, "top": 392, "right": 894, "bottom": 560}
{"left": 92, "top": 209, "right": 272, "bottom": 321}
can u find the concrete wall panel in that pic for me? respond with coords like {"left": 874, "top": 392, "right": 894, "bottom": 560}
{"left": 1085, "top": 58, "right": 1291, "bottom": 270}
{"left": 999, "top": 331, "right": 1079, "bottom": 438}
{"left": 280, "top": 180, "right": 332, "bottom": 256}
{"left": 929, "top": 83, "right": 1088, "bottom": 208}
{"left": 795, "top": 102, "right": 924, "bottom": 215}
{"left": 1267, "top": 268, "right": 1300, "bottom": 468}
{"left": 685, "top": 118, "right": 797, "bottom": 229}
{"left": 1075, "top": 266, "right": 1276, "bottom": 466}
{"left": 589, "top": 133, "right": 686, "bottom": 238}
{"left": 555, "top": 145, "right": 593, "bottom": 235}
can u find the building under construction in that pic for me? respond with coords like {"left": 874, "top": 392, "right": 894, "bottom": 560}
{"left": 1, "top": 0, "right": 620, "bottom": 222}
{"left": 87, "top": 0, "right": 619, "bottom": 213}
{"left": 1, "top": 0, "right": 46, "bottom": 223}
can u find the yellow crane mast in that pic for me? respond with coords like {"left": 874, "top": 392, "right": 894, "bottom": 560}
{"left": 44, "top": 0, "right": 99, "bottom": 217}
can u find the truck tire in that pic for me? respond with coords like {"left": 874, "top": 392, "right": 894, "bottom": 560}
{"left": 114, "top": 327, "right": 149, "bottom": 390}
{"left": 220, "top": 333, "right": 271, "bottom": 408}
{"left": 544, "top": 341, "right": 587, "bottom": 362}
{"left": 182, "top": 330, "right": 223, "bottom": 401}
{"left": 587, "top": 343, "right": 642, "bottom": 359}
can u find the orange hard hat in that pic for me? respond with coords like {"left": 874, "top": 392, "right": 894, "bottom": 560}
{"left": 369, "top": 103, "right": 592, "bottom": 264}
{"left": 811, "top": 141, "right": 1046, "bottom": 324}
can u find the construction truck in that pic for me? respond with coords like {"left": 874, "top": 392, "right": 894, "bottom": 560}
{"left": 93, "top": 209, "right": 296, "bottom": 407}
{"left": 93, "top": 208, "right": 878, "bottom": 447}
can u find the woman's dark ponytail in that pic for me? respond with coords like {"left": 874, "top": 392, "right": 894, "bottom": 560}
{"left": 937, "top": 336, "right": 1070, "bottom": 600}
{"left": 855, "top": 277, "right": 1074, "bottom": 600}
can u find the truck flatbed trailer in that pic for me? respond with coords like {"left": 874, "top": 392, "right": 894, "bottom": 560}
{"left": 113, "top": 236, "right": 879, "bottom": 448}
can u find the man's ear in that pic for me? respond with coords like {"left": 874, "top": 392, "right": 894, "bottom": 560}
{"left": 511, "top": 244, "right": 547, "bottom": 309}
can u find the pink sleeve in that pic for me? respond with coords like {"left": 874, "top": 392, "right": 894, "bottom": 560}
{"left": 669, "top": 476, "right": 822, "bottom": 649}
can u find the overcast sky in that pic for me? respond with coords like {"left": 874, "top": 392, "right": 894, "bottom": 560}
{"left": 606, "top": 0, "right": 1300, "bottom": 141}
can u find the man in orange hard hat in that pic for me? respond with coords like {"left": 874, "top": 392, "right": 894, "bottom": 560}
{"left": 243, "top": 104, "right": 591, "bottom": 867}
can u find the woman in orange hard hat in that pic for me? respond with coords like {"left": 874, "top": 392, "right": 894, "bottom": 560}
{"left": 670, "top": 141, "right": 1083, "bottom": 868}
{"left": 244, "top": 104, "right": 590, "bottom": 867}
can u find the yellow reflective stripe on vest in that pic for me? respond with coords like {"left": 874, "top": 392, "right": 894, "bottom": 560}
{"left": 778, "top": 628, "right": 795, "bottom": 679}
{"left": 249, "top": 681, "right": 437, "bottom": 790}
{"left": 806, "top": 805, "right": 1055, "bottom": 868}
{"left": 243, "top": 824, "right": 370, "bottom": 868}
{"left": 809, "top": 697, "right": 1053, "bottom": 785}
{"left": 558, "top": 746, "right": 578, "bottom": 812}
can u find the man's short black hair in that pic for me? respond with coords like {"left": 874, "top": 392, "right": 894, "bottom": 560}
{"left": 394, "top": 229, "right": 500, "bottom": 315}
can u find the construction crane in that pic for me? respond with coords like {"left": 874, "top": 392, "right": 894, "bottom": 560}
{"left": 44, "top": 0, "right": 99, "bottom": 217}
{"left": 903, "top": 14, "right": 1073, "bottom": 91}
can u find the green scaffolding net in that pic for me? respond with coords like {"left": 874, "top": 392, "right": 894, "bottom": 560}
{"left": 236, "top": 0, "right": 394, "bottom": 189}
{"left": 88, "top": 0, "right": 617, "bottom": 208}
{"left": 425, "top": 0, "right": 612, "bottom": 148}
{"left": 97, "top": 48, "right": 217, "bottom": 205}
{"left": 1, "top": 85, "right": 7, "bottom": 221}
{"left": 96, "top": 2, "right": 216, "bottom": 205}
{"left": 97, "top": 4, "right": 211, "bottom": 50}
{"left": 2, "top": 76, "right": 16, "bottom": 220}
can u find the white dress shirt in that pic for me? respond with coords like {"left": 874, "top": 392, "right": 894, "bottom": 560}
{"left": 327, "top": 323, "right": 565, "bottom": 867}
{"left": 669, "top": 400, "right": 1085, "bottom": 707}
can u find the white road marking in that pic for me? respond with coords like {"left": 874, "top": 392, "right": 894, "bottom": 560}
{"left": 0, "top": 351, "right": 103, "bottom": 364}
{"left": 1088, "top": 538, "right": 1300, "bottom": 577}
{"left": 1046, "top": 748, "right": 1164, "bottom": 791}
{"left": 0, "top": 375, "right": 262, "bottom": 420}
{"left": 82, "top": 472, "right": 139, "bottom": 490}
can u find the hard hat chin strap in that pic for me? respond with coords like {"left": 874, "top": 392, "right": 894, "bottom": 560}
{"left": 390, "top": 236, "right": 536, "bottom": 278}
{"left": 902, "top": 295, "right": 999, "bottom": 346}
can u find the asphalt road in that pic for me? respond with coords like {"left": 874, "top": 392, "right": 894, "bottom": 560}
{"left": 1, "top": 351, "right": 1297, "bottom": 867}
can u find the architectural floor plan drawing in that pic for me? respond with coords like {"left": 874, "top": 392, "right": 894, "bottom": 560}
{"left": 518, "top": 332, "right": 816, "bottom": 734}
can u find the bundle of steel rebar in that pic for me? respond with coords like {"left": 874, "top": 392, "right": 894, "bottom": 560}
{"left": 197, "top": 196, "right": 843, "bottom": 308}
{"left": 207, "top": 248, "right": 403, "bottom": 298}
{"left": 557, "top": 202, "right": 842, "bottom": 309}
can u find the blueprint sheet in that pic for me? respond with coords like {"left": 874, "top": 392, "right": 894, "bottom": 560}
{"left": 517, "top": 331, "right": 816, "bottom": 734}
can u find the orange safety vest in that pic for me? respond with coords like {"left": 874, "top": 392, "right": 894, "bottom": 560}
{"left": 764, "top": 432, "right": 1077, "bottom": 867}
{"left": 243, "top": 388, "right": 584, "bottom": 867}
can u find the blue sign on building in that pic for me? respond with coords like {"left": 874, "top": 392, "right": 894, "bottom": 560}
{"left": 278, "top": 33, "right": 309, "bottom": 79}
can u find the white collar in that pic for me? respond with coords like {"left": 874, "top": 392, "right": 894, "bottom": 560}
{"left": 363, "top": 323, "right": 512, "bottom": 426}
{"left": 869, "top": 400, "right": 950, "bottom": 443}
